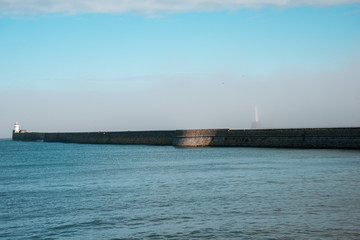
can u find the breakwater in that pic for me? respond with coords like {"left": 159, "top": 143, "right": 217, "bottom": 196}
{"left": 12, "top": 127, "right": 360, "bottom": 149}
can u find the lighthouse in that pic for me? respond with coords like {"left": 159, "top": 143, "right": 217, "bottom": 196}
{"left": 251, "top": 105, "right": 262, "bottom": 129}
{"left": 14, "top": 122, "right": 20, "bottom": 133}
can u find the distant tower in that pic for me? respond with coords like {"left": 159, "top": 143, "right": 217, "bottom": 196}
{"left": 251, "top": 105, "right": 262, "bottom": 129}
{"left": 14, "top": 122, "right": 20, "bottom": 133}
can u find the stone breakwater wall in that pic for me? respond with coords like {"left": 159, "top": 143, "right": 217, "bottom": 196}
{"left": 12, "top": 130, "right": 175, "bottom": 145}
{"left": 173, "top": 128, "right": 360, "bottom": 149}
{"left": 12, "top": 127, "right": 360, "bottom": 149}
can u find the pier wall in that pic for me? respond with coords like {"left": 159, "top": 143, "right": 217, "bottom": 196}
{"left": 12, "top": 131, "right": 45, "bottom": 141}
{"left": 44, "top": 131, "right": 175, "bottom": 145}
{"left": 12, "top": 128, "right": 360, "bottom": 149}
{"left": 173, "top": 128, "right": 360, "bottom": 149}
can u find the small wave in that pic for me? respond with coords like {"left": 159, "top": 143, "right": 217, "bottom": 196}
{"left": 50, "top": 219, "right": 107, "bottom": 231}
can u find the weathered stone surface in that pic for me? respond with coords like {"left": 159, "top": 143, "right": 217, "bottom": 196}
{"left": 12, "top": 128, "right": 360, "bottom": 149}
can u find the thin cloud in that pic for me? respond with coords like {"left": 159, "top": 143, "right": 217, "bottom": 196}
{"left": 86, "top": 75, "right": 177, "bottom": 82}
{"left": 1, "top": 0, "right": 360, "bottom": 15}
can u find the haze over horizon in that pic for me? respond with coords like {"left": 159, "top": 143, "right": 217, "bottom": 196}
{"left": 1, "top": 0, "right": 360, "bottom": 138}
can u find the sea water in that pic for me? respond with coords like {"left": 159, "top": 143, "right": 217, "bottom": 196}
{"left": 1, "top": 140, "right": 360, "bottom": 239}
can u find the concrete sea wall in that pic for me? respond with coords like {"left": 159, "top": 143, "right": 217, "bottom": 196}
{"left": 13, "top": 130, "right": 175, "bottom": 145}
{"left": 12, "top": 131, "right": 45, "bottom": 142}
{"left": 173, "top": 128, "right": 360, "bottom": 149}
{"left": 12, "top": 128, "right": 360, "bottom": 149}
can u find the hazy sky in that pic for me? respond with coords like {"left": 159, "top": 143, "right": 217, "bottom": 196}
{"left": 1, "top": 0, "right": 360, "bottom": 138}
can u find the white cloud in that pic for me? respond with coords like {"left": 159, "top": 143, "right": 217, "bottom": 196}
{"left": 1, "top": 0, "right": 359, "bottom": 15}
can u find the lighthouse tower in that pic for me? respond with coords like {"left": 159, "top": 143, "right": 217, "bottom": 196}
{"left": 251, "top": 105, "right": 262, "bottom": 129}
{"left": 14, "top": 122, "right": 20, "bottom": 133}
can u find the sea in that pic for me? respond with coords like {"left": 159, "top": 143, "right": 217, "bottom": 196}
{"left": 1, "top": 139, "right": 360, "bottom": 240}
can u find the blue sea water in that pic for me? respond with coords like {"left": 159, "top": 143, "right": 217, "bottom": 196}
{"left": 1, "top": 140, "right": 360, "bottom": 239}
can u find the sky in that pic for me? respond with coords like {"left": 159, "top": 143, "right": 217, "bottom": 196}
{"left": 1, "top": 0, "right": 360, "bottom": 138}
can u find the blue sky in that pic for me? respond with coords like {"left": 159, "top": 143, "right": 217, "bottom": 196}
{"left": 1, "top": 1, "right": 360, "bottom": 137}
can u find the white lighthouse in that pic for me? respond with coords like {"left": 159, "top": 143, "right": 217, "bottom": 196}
{"left": 251, "top": 105, "right": 262, "bottom": 129}
{"left": 14, "top": 122, "right": 20, "bottom": 133}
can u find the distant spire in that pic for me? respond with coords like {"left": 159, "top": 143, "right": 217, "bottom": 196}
{"left": 254, "top": 105, "right": 259, "bottom": 122}
{"left": 251, "top": 105, "right": 261, "bottom": 129}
